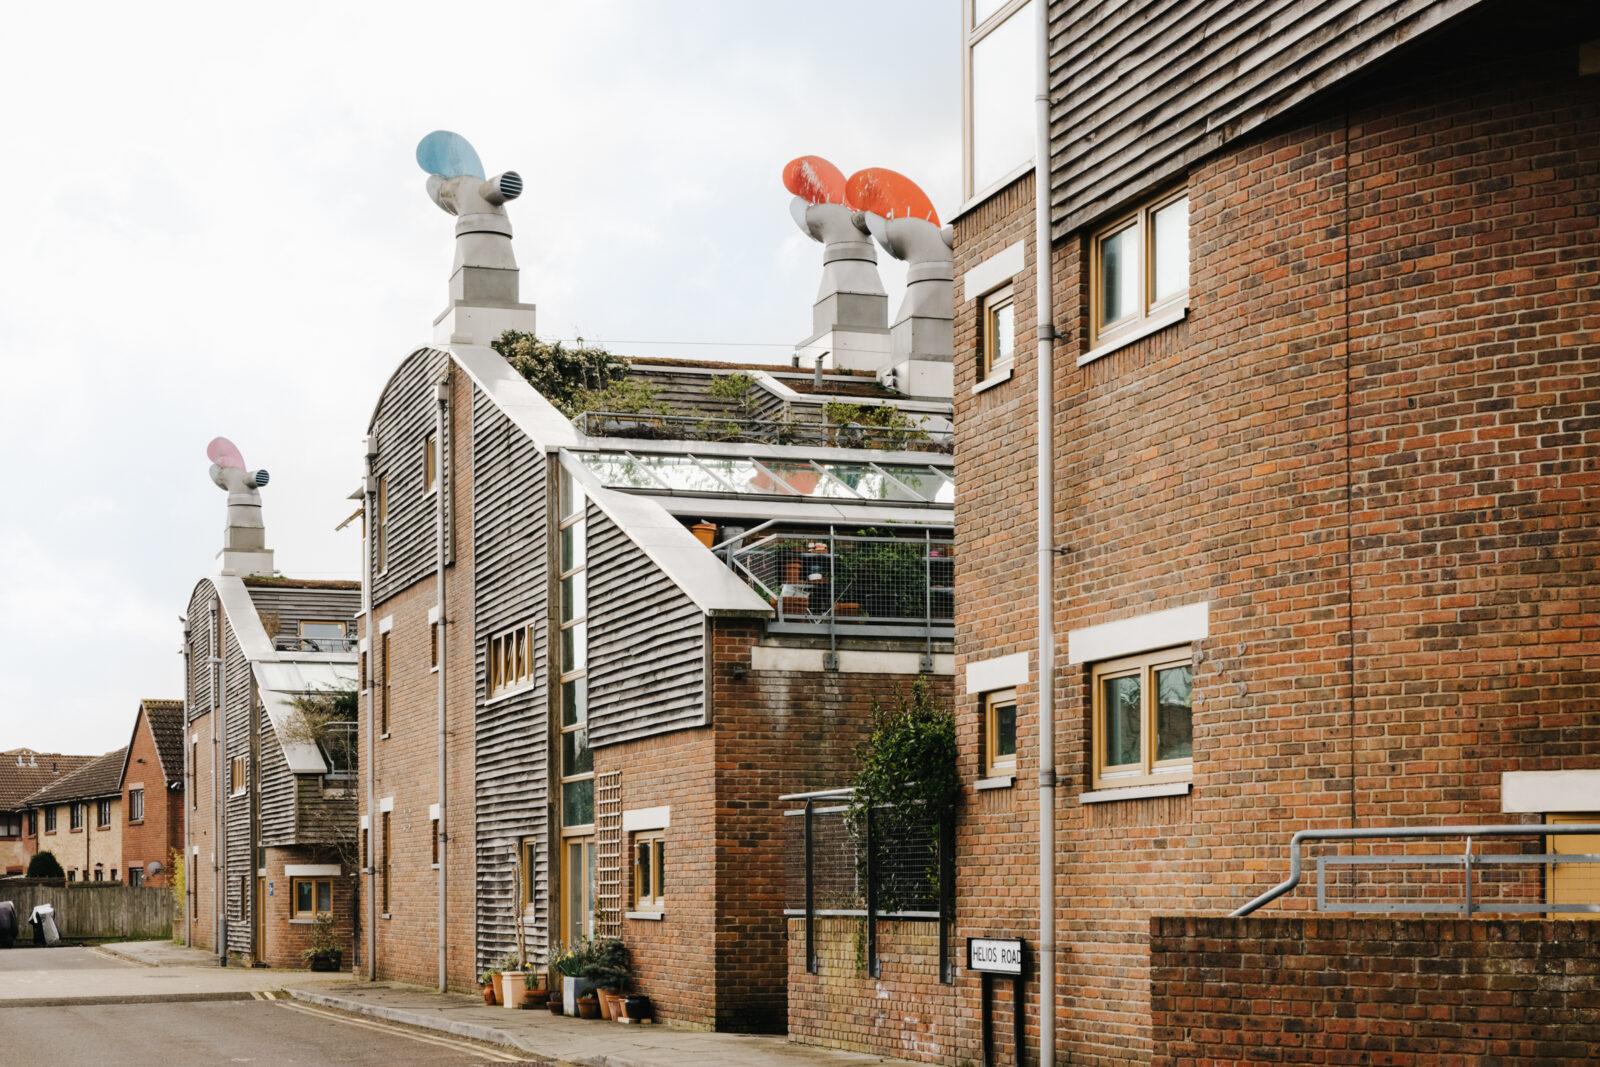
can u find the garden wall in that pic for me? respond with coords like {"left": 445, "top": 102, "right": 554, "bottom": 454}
{"left": 0, "top": 882, "right": 172, "bottom": 941}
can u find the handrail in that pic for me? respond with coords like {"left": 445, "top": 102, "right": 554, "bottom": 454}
{"left": 1233, "top": 823, "right": 1600, "bottom": 917}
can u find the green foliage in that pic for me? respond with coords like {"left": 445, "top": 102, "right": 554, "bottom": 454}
{"left": 26, "top": 850, "right": 63, "bottom": 879}
{"left": 170, "top": 848, "right": 185, "bottom": 940}
{"left": 299, "top": 912, "right": 342, "bottom": 966}
{"left": 708, "top": 372, "right": 761, "bottom": 419}
{"left": 833, "top": 536, "right": 930, "bottom": 618}
{"left": 584, "top": 937, "right": 631, "bottom": 990}
{"left": 821, "top": 401, "right": 930, "bottom": 449}
{"left": 850, "top": 675, "right": 958, "bottom": 822}
{"left": 494, "top": 330, "right": 647, "bottom": 419}
{"left": 551, "top": 940, "right": 589, "bottom": 978}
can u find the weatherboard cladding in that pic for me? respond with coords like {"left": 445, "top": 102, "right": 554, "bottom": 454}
{"left": 372, "top": 347, "right": 451, "bottom": 604}
{"left": 187, "top": 583, "right": 218, "bottom": 719}
{"left": 245, "top": 585, "right": 361, "bottom": 646}
{"left": 258, "top": 702, "right": 295, "bottom": 849}
{"left": 1045, "top": 0, "right": 1482, "bottom": 236}
{"left": 223, "top": 613, "right": 253, "bottom": 954}
{"left": 471, "top": 386, "right": 552, "bottom": 969}
{"left": 585, "top": 505, "right": 707, "bottom": 747}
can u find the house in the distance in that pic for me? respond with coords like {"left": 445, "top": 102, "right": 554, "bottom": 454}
{"left": 1, "top": 749, "right": 94, "bottom": 876}
{"left": 22, "top": 748, "right": 128, "bottom": 883}
{"left": 118, "top": 699, "right": 185, "bottom": 887}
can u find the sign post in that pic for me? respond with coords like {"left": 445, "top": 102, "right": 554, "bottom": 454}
{"left": 967, "top": 937, "right": 1026, "bottom": 1067}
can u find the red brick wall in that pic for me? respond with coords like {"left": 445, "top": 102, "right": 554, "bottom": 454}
{"left": 1150, "top": 916, "right": 1600, "bottom": 1064}
{"left": 949, "top": 21, "right": 1600, "bottom": 1066}
{"left": 787, "top": 917, "right": 960, "bottom": 1064}
{"left": 123, "top": 711, "right": 181, "bottom": 888}
{"left": 364, "top": 363, "right": 478, "bottom": 991}
{"left": 259, "top": 846, "right": 356, "bottom": 969}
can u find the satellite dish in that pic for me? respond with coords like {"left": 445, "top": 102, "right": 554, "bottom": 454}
{"left": 207, "top": 437, "right": 246, "bottom": 471}
{"left": 146, "top": 860, "right": 163, "bottom": 877}
{"left": 845, "top": 167, "right": 940, "bottom": 226}
{"left": 783, "top": 155, "right": 847, "bottom": 206}
{"left": 416, "top": 130, "right": 486, "bottom": 180}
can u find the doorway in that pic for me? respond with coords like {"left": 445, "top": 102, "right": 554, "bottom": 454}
{"left": 561, "top": 837, "right": 596, "bottom": 946}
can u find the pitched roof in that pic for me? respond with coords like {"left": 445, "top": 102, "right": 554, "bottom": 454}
{"left": 140, "top": 700, "right": 185, "bottom": 788}
{"left": 0, "top": 750, "right": 96, "bottom": 811}
{"left": 25, "top": 748, "right": 128, "bottom": 806}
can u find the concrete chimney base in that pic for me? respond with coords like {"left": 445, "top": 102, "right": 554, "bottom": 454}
{"left": 433, "top": 302, "right": 538, "bottom": 348}
{"left": 883, "top": 358, "right": 954, "bottom": 400}
{"left": 218, "top": 549, "right": 276, "bottom": 578}
{"left": 795, "top": 324, "right": 891, "bottom": 373}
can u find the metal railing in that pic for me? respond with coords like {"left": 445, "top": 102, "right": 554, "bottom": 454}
{"left": 721, "top": 527, "right": 953, "bottom": 657}
{"left": 782, "top": 787, "right": 954, "bottom": 983}
{"left": 575, "top": 410, "right": 953, "bottom": 454}
{"left": 1233, "top": 824, "right": 1600, "bottom": 917}
{"left": 274, "top": 635, "right": 357, "bottom": 653}
{"left": 319, "top": 720, "right": 359, "bottom": 780}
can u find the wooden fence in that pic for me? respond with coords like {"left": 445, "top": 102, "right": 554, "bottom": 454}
{"left": 0, "top": 882, "right": 172, "bottom": 941}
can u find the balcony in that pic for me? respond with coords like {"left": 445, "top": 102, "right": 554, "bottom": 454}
{"left": 274, "top": 635, "right": 357, "bottom": 654}
{"left": 574, "top": 411, "right": 953, "bottom": 454}
{"left": 719, "top": 526, "right": 953, "bottom": 643}
{"left": 318, "top": 719, "right": 358, "bottom": 782}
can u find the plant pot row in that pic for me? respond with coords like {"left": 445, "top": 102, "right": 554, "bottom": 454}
{"left": 479, "top": 972, "right": 652, "bottom": 1022}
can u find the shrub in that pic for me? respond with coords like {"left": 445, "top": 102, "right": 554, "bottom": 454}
{"left": 584, "top": 937, "right": 631, "bottom": 991}
{"left": 493, "top": 331, "right": 638, "bottom": 419}
{"left": 821, "top": 401, "right": 930, "bottom": 449}
{"left": 26, "top": 851, "right": 63, "bottom": 879}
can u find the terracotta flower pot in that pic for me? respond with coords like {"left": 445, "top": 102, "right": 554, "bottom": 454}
{"left": 482, "top": 983, "right": 496, "bottom": 1006}
{"left": 490, "top": 972, "right": 505, "bottom": 1006}
{"left": 577, "top": 993, "right": 600, "bottom": 1019}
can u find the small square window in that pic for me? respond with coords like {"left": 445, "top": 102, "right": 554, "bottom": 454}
{"left": 979, "top": 285, "right": 1015, "bottom": 381}
{"left": 1089, "top": 188, "right": 1189, "bottom": 350}
{"left": 1091, "top": 648, "right": 1194, "bottom": 789}
{"left": 292, "top": 877, "right": 333, "bottom": 919}
{"left": 984, "top": 689, "right": 1018, "bottom": 778}
{"left": 632, "top": 832, "right": 665, "bottom": 912}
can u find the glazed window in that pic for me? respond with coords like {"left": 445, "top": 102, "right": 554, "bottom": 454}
{"left": 632, "top": 832, "right": 665, "bottom": 913}
{"left": 190, "top": 741, "right": 198, "bottom": 809}
{"left": 423, "top": 431, "right": 438, "bottom": 494}
{"left": 1089, "top": 189, "right": 1189, "bottom": 351}
{"left": 430, "top": 621, "right": 440, "bottom": 669}
{"left": 979, "top": 285, "right": 1016, "bottom": 380}
{"left": 964, "top": 0, "right": 1036, "bottom": 198}
{"left": 558, "top": 468, "right": 594, "bottom": 832}
{"left": 984, "top": 689, "right": 1018, "bottom": 778}
{"left": 375, "top": 474, "right": 389, "bottom": 573}
{"left": 229, "top": 755, "right": 247, "bottom": 796}
{"left": 128, "top": 867, "right": 143, "bottom": 888}
{"left": 128, "top": 788, "right": 145, "bottom": 824}
{"left": 70, "top": 803, "right": 84, "bottom": 831}
{"left": 292, "top": 877, "right": 333, "bottom": 919}
{"left": 0, "top": 814, "right": 20, "bottom": 838}
{"left": 299, "top": 620, "right": 349, "bottom": 652}
{"left": 430, "top": 817, "right": 440, "bottom": 867}
{"left": 380, "top": 811, "right": 392, "bottom": 914}
{"left": 380, "top": 632, "right": 392, "bottom": 735}
{"left": 487, "top": 624, "right": 537, "bottom": 698}
{"left": 45, "top": 807, "right": 57, "bottom": 833}
{"left": 97, "top": 799, "right": 112, "bottom": 828}
{"left": 1091, "top": 648, "right": 1193, "bottom": 789}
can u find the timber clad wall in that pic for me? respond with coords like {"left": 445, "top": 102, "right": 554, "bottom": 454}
{"left": 1150, "top": 917, "right": 1600, "bottom": 1063}
{"left": 365, "top": 357, "right": 477, "bottom": 991}
{"left": 246, "top": 585, "right": 360, "bottom": 645}
{"left": 1044, "top": 0, "right": 1487, "bottom": 235}
{"left": 586, "top": 507, "right": 707, "bottom": 747}
{"left": 951, "top": 17, "right": 1600, "bottom": 1065}
{"left": 470, "top": 385, "right": 551, "bottom": 971}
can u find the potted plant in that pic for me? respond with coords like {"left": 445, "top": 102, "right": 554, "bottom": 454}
{"left": 576, "top": 991, "right": 601, "bottom": 1019}
{"left": 583, "top": 938, "right": 631, "bottom": 1021}
{"left": 300, "top": 913, "right": 343, "bottom": 973}
{"left": 553, "top": 939, "right": 597, "bottom": 1015}
{"left": 519, "top": 961, "right": 548, "bottom": 1008}
{"left": 487, "top": 951, "right": 518, "bottom": 1006}
{"left": 478, "top": 965, "right": 498, "bottom": 1006}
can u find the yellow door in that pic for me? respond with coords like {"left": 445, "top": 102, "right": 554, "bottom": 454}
{"left": 561, "top": 837, "right": 596, "bottom": 946}
{"left": 1548, "top": 814, "right": 1600, "bottom": 918}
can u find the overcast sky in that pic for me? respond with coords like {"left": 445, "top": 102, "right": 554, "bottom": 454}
{"left": 0, "top": 1, "right": 960, "bottom": 754}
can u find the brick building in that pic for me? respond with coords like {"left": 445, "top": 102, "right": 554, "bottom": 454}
{"left": 22, "top": 748, "right": 127, "bottom": 884}
{"left": 180, "top": 440, "right": 361, "bottom": 968}
{"left": 786, "top": 1, "right": 1600, "bottom": 1063}
{"left": 117, "top": 699, "right": 185, "bottom": 887}
{"left": 357, "top": 137, "right": 956, "bottom": 1028}
{"left": 0, "top": 750, "right": 92, "bottom": 876}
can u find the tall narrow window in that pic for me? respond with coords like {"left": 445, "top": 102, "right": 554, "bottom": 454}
{"left": 430, "top": 621, "right": 439, "bottom": 669}
{"left": 190, "top": 741, "right": 198, "bottom": 809}
{"left": 360, "top": 826, "right": 369, "bottom": 869}
{"left": 979, "top": 284, "right": 1016, "bottom": 380}
{"left": 129, "top": 788, "right": 145, "bottom": 824}
{"left": 984, "top": 689, "right": 1018, "bottom": 778}
{"left": 190, "top": 856, "right": 198, "bottom": 916}
{"left": 632, "top": 832, "right": 665, "bottom": 913}
{"left": 380, "top": 811, "right": 392, "bottom": 914}
{"left": 964, "top": 0, "right": 1036, "bottom": 198}
{"left": 1090, "top": 648, "right": 1194, "bottom": 789}
{"left": 423, "top": 432, "right": 438, "bottom": 494}
{"left": 558, "top": 469, "right": 593, "bottom": 831}
{"left": 45, "top": 807, "right": 57, "bottom": 833}
{"left": 229, "top": 755, "right": 247, "bottom": 796}
{"left": 1089, "top": 189, "right": 1189, "bottom": 351}
{"left": 97, "top": 798, "right": 112, "bottom": 828}
{"left": 375, "top": 475, "right": 389, "bottom": 573}
{"left": 380, "top": 632, "right": 392, "bottom": 736}
{"left": 431, "top": 817, "right": 440, "bottom": 866}
{"left": 70, "top": 802, "right": 84, "bottom": 831}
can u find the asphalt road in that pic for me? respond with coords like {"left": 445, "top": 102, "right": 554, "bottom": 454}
{"left": 3, "top": 1000, "right": 537, "bottom": 1064}
{"left": 0, "top": 945, "right": 119, "bottom": 971}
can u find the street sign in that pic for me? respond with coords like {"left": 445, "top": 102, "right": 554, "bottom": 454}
{"left": 967, "top": 936, "right": 1024, "bottom": 975}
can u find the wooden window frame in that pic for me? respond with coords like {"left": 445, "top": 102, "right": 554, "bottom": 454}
{"left": 360, "top": 826, "right": 369, "bottom": 870}
{"left": 430, "top": 621, "right": 439, "bottom": 669}
{"left": 979, "top": 284, "right": 1016, "bottom": 381}
{"left": 96, "top": 798, "right": 112, "bottom": 828}
{"left": 379, "top": 632, "right": 392, "bottom": 736}
{"left": 190, "top": 741, "right": 198, "bottom": 809}
{"left": 632, "top": 831, "right": 665, "bottom": 913}
{"left": 45, "top": 807, "right": 57, "bottom": 834}
{"left": 380, "top": 811, "right": 392, "bottom": 915}
{"left": 290, "top": 876, "right": 333, "bottom": 920}
{"left": 128, "top": 787, "right": 145, "bottom": 824}
{"left": 1088, "top": 187, "right": 1189, "bottom": 350}
{"left": 487, "top": 623, "right": 537, "bottom": 700}
{"left": 558, "top": 470, "right": 594, "bottom": 832}
{"left": 70, "top": 802, "right": 84, "bottom": 831}
{"left": 983, "top": 688, "right": 1019, "bottom": 778}
{"left": 430, "top": 817, "right": 440, "bottom": 867}
{"left": 422, "top": 432, "right": 438, "bottom": 495}
{"left": 1090, "top": 647, "right": 1194, "bottom": 790}
{"left": 128, "top": 866, "right": 143, "bottom": 888}
{"left": 229, "top": 755, "right": 247, "bottom": 797}
{"left": 961, "top": 0, "right": 1035, "bottom": 201}
{"left": 375, "top": 474, "right": 389, "bottom": 574}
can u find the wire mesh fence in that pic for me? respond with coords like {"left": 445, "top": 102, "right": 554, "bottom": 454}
{"left": 727, "top": 529, "right": 954, "bottom": 632}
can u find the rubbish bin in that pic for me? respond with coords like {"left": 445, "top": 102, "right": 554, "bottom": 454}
{"left": 29, "top": 904, "right": 60, "bottom": 946}
{"left": 0, "top": 901, "right": 16, "bottom": 948}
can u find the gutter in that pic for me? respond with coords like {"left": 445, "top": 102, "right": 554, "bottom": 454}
{"left": 434, "top": 372, "right": 450, "bottom": 994}
{"left": 1032, "top": 0, "right": 1058, "bottom": 1061}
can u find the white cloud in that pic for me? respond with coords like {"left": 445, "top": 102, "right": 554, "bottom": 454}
{"left": 0, "top": 0, "right": 959, "bottom": 752}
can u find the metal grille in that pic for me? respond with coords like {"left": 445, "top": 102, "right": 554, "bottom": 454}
{"left": 594, "top": 771, "right": 623, "bottom": 939}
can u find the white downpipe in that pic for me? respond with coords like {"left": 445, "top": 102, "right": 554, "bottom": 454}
{"left": 1033, "top": 0, "right": 1057, "bottom": 1061}
{"left": 181, "top": 619, "right": 192, "bottom": 949}
{"left": 212, "top": 604, "right": 225, "bottom": 966}
{"left": 362, "top": 440, "right": 378, "bottom": 981}
{"left": 434, "top": 374, "right": 450, "bottom": 994}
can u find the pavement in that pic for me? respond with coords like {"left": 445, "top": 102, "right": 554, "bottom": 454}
{"left": 0, "top": 941, "right": 346, "bottom": 1007}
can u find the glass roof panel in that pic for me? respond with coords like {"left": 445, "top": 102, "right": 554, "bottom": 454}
{"left": 759, "top": 460, "right": 860, "bottom": 499}
{"left": 575, "top": 452, "right": 954, "bottom": 504}
{"left": 825, "top": 463, "right": 922, "bottom": 502}
{"left": 688, "top": 455, "right": 776, "bottom": 494}
{"left": 579, "top": 453, "right": 659, "bottom": 491}
{"left": 878, "top": 465, "right": 954, "bottom": 504}
{"left": 627, "top": 453, "right": 731, "bottom": 494}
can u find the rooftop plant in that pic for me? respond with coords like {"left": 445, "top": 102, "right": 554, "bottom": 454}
{"left": 494, "top": 330, "right": 663, "bottom": 419}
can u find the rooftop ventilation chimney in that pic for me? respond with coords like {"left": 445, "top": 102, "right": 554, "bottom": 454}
{"left": 785, "top": 156, "right": 892, "bottom": 375}
{"left": 206, "top": 436, "right": 275, "bottom": 577}
{"left": 417, "top": 130, "right": 537, "bottom": 347}
{"left": 846, "top": 168, "right": 954, "bottom": 399}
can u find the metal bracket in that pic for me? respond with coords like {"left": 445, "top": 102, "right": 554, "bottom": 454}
{"left": 823, "top": 651, "right": 838, "bottom": 671}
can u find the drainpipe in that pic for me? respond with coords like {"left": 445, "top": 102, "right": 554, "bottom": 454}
{"left": 1033, "top": 0, "right": 1057, "bottom": 1061}
{"left": 434, "top": 373, "right": 450, "bottom": 994}
{"left": 362, "top": 436, "right": 378, "bottom": 981}
{"left": 213, "top": 603, "right": 226, "bottom": 966}
{"left": 181, "top": 617, "right": 191, "bottom": 948}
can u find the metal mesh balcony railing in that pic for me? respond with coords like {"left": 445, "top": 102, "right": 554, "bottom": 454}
{"left": 274, "top": 635, "right": 357, "bottom": 653}
{"left": 318, "top": 720, "right": 358, "bottom": 779}
{"left": 720, "top": 527, "right": 953, "bottom": 643}
{"left": 574, "top": 410, "right": 953, "bottom": 454}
